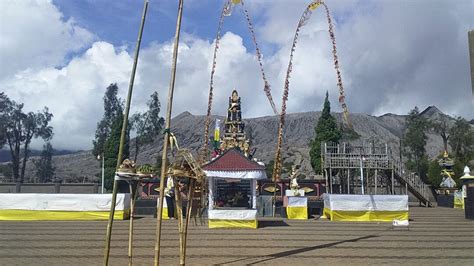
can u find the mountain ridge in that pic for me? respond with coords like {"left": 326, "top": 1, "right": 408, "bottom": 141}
{"left": 1, "top": 106, "right": 466, "bottom": 182}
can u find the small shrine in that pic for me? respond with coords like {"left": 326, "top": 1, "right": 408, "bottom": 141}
{"left": 204, "top": 89, "right": 266, "bottom": 228}
{"left": 438, "top": 151, "right": 457, "bottom": 193}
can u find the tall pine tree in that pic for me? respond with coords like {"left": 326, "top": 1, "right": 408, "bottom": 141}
{"left": 309, "top": 92, "right": 342, "bottom": 175}
{"left": 92, "top": 83, "right": 124, "bottom": 157}
{"left": 130, "top": 91, "right": 164, "bottom": 162}
{"left": 103, "top": 113, "right": 129, "bottom": 191}
{"left": 34, "top": 142, "right": 55, "bottom": 183}
{"left": 92, "top": 84, "right": 127, "bottom": 191}
{"left": 403, "top": 107, "right": 429, "bottom": 180}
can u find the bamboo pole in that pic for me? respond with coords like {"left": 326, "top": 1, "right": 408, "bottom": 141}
{"left": 173, "top": 178, "right": 185, "bottom": 266}
{"left": 182, "top": 178, "right": 195, "bottom": 264}
{"left": 178, "top": 178, "right": 195, "bottom": 265}
{"left": 154, "top": 1, "right": 184, "bottom": 265}
{"left": 128, "top": 182, "right": 138, "bottom": 266}
{"left": 103, "top": 1, "right": 148, "bottom": 265}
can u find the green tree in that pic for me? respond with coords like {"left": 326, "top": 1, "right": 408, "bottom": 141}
{"left": 265, "top": 159, "right": 274, "bottom": 179}
{"left": 402, "top": 107, "right": 429, "bottom": 180}
{"left": 130, "top": 92, "right": 164, "bottom": 162}
{"left": 0, "top": 164, "right": 13, "bottom": 182}
{"left": 0, "top": 93, "right": 53, "bottom": 183}
{"left": 92, "top": 83, "right": 124, "bottom": 157}
{"left": 0, "top": 93, "right": 6, "bottom": 148}
{"left": 103, "top": 114, "right": 129, "bottom": 191}
{"left": 309, "top": 92, "right": 342, "bottom": 174}
{"left": 426, "top": 159, "right": 442, "bottom": 188}
{"left": 34, "top": 142, "right": 55, "bottom": 183}
{"left": 449, "top": 117, "right": 474, "bottom": 165}
{"left": 430, "top": 115, "right": 451, "bottom": 153}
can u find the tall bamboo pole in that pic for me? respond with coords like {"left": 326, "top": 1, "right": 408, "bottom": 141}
{"left": 128, "top": 182, "right": 138, "bottom": 266}
{"left": 172, "top": 177, "right": 186, "bottom": 265}
{"left": 103, "top": 1, "right": 148, "bottom": 265}
{"left": 154, "top": 1, "right": 184, "bottom": 265}
{"left": 182, "top": 179, "right": 195, "bottom": 264}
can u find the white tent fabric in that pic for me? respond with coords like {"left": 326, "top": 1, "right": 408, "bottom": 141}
{"left": 288, "top": 196, "right": 308, "bottom": 207}
{"left": 208, "top": 209, "right": 257, "bottom": 220}
{"left": 204, "top": 170, "right": 266, "bottom": 180}
{"left": 285, "top": 189, "right": 305, "bottom": 196}
{"left": 323, "top": 194, "right": 408, "bottom": 211}
{"left": 0, "top": 193, "right": 130, "bottom": 211}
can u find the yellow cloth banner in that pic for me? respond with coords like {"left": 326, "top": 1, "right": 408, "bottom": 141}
{"left": 0, "top": 210, "right": 130, "bottom": 221}
{"left": 323, "top": 208, "right": 408, "bottom": 222}
{"left": 162, "top": 207, "right": 169, "bottom": 219}
{"left": 231, "top": 0, "right": 241, "bottom": 4}
{"left": 209, "top": 219, "right": 257, "bottom": 229}
{"left": 287, "top": 206, "right": 308, "bottom": 219}
{"left": 453, "top": 197, "right": 464, "bottom": 209}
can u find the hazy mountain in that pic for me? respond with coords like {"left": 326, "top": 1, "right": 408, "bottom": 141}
{"left": 4, "top": 106, "right": 462, "bottom": 182}
{"left": 0, "top": 149, "right": 79, "bottom": 163}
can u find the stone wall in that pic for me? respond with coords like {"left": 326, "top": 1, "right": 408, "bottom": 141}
{"left": 0, "top": 183, "right": 99, "bottom": 194}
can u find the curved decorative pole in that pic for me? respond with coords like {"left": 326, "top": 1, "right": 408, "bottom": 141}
{"left": 201, "top": 0, "right": 278, "bottom": 162}
{"left": 272, "top": 0, "right": 352, "bottom": 182}
{"left": 320, "top": 1, "right": 352, "bottom": 129}
{"left": 103, "top": 1, "right": 149, "bottom": 265}
{"left": 154, "top": 0, "right": 184, "bottom": 265}
{"left": 201, "top": 1, "right": 227, "bottom": 162}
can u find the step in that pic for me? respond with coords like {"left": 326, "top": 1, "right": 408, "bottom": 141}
{"left": 135, "top": 199, "right": 157, "bottom": 207}
{"left": 134, "top": 206, "right": 156, "bottom": 216}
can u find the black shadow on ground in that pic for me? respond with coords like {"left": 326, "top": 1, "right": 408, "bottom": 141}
{"left": 258, "top": 220, "right": 289, "bottom": 228}
{"left": 221, "top": 234, "right": 379, "bottom": 265}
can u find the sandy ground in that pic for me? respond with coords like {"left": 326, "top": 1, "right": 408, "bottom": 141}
{"left": 1, "top": 206, "right": 473, "bottom": 265}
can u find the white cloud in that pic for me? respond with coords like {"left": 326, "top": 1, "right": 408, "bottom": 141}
{"left": 2, "top": 42, "right": 132, "bottom": 150}
{"left": 0, "top": 0, "right": 94, "bottom": 79}
{"left": 1, "top": 0, "right": 473, "bottom": 150}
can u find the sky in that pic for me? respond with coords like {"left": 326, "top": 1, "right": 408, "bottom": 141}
{"left": 0, "top": 0, "right": 473, "bottom": 150}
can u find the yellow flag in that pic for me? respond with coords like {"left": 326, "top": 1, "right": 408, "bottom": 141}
{"left": 309, "top": 2, "right": 321, "bottom": 11}
{"left": 232, "top": 0, "right": 241, "bottom": 4}
{"left": 214, "top": 119, "right": 221, "bottom": 141}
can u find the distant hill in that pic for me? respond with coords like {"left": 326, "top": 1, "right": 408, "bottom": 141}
{"left": 0, "top": 149, "right": 80, "bottom": 163}
{"left": 8, "top": 105, "right": 464, "bottom": 183}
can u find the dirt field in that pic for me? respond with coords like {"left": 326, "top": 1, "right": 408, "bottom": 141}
{"left": 1, "top": 206, "right": 473, "bottom": 265}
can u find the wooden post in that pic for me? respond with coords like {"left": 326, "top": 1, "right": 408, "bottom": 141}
{"left": 347, "top": 169, "right": 350, "bottom": 194}
{"left": 329, "top": 167, "right": 332, "bottom": 194}
{"left": 366, "top": 168, "right": 369, "bottom": 194}
{"left": 154, "top": 1, "right": 184, "bottom": 265}
{"left": 374, "top": 169, "right": 378, "bottom": 195}
{"left": 391, "top": 168, "right": 394, "bottom": 195}
{"left": 104, "top": 1, "right": 148, "bottom": 265}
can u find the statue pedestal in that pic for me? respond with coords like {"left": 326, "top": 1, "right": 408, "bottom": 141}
{"left": 286, "top": 196, "right": 308, "bottom": 220}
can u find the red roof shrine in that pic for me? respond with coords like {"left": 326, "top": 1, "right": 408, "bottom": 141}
{"left": 202, "top": 148, "right": 265, "bottom": 172}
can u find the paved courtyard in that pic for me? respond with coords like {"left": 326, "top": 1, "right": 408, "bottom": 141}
{"left": 1, "top": 206, "right": 473, "bottom": 265}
